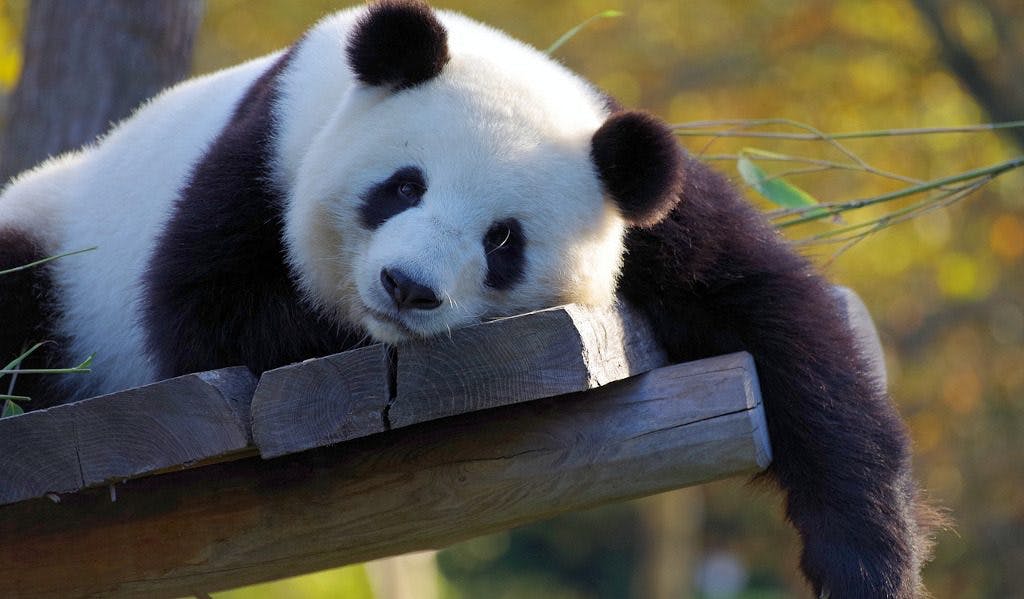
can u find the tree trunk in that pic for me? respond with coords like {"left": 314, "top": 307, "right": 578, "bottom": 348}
{"left": 633, "top": 489, "right": 703, "bottom": 599}
{"left": 0, "top": 0, "right": 204, "bottom": 184}
{"left": 911, "top": 0, "right": 1024, "bottom": 150}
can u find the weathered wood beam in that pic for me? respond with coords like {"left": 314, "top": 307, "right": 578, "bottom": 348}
{"left": 0, "top": 290, "right": 879, "bottom": 506}
{"left": 0, "top": 353, "right": 769, "bottom": 599}
{"left": 252, "top": 302, "right": 668, "bottom": 458}
{"left": 834, "top": 286, "right": 887, "bottom": 387}
{"left": 0, "top": 367, "right": 255, "bottom": 505}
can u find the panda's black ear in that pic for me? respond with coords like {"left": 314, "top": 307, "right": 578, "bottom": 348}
{"left": 346, "top": 0, "right": 450, "bottom": 90}
{"left": 591, "top": 111, "right": 685, "bottom": 227}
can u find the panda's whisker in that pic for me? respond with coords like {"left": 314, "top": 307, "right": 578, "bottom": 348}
{"left": 444, "top": 291, "right": 463, "bottom": 314}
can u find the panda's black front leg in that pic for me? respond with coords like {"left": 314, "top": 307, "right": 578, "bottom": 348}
{"left": 618, "top": 156, "right": 935, "bottom": 598}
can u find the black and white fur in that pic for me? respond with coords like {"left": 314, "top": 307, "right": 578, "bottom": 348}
{"left": 0, "top": 2, "right": 935, "bottom": 596}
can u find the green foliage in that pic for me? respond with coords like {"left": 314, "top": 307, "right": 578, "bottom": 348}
{"left": 736, "top": 150, "right": 824, "bottom": 213}
{"left": 1, "top": 398, "right": 24, "bottom": 417}
{"left": 0, "top": 249, "right": 96, "bottom": 417}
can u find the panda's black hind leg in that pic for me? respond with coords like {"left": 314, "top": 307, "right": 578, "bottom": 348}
{"left": 0, "top": 228, "right": 65, "bottom": 409}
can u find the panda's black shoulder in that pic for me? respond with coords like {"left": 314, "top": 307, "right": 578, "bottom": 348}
{"left": 141, "top": 47, "right": 362, "bottom": 379}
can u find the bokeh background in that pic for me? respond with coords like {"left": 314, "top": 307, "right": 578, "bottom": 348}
{"left": 1, "top": 1, "right": 1021, "bottom": 597}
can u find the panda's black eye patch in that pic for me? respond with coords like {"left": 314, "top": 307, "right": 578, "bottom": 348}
{"left": 484, "top": 218, "right": 525, "bottom": 290}
{"left": 359, "top": 166, "right": 426, "bottom": 230}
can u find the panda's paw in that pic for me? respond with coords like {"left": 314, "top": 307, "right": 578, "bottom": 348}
{"left": 800, "top": 533, "right": 920, "bottom": 599}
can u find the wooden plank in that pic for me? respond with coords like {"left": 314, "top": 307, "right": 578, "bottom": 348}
{"left": 251, "top": 288, "right": 879, "bottom": 459}
{"left": 74, "top": 367, "right": 256, "bottom": 486}
{"left": 0, "top": 367, "right": 256, "bottom": 505}
{"left": 251, "top": 344, "right": 391, "bottom": 458}
{"left": 252, "top": 302, "right": 667, "bottom": 458}
{"left": 390, "top": 302, "right": 668, "bottom": 428}
{"left": 0, "top": 353, "right": 769, "bottom": 598}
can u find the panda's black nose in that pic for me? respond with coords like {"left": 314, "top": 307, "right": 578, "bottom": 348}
{"left": 380, "top": 267, "right": 442, "bottom": 311}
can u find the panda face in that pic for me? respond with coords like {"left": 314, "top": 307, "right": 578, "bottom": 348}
{"left": 281, "top": 5, "right": 684, "bottom": 345}
{"left": 284, "top": 53, "right": 626, "bottom": 344}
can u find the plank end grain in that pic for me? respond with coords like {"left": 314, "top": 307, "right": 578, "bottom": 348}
{"left": 252, "top": 344, "right": 391, "bottom": 458}
{"left": 73, "top": 367, "right": 257, "bottom": 487}
{"left": 0, "top": 403, "right": 81, "bottom": 505}
{"left": 388, "top": 302, "right": 669, "bottom": 429}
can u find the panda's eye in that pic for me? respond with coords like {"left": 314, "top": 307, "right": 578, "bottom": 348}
{"left": 397, "top": 181, "right": 425, "bottom": 204}
{"left": 359, "top": 166, "right": 426, "bottom": 230}
{"left": 484, "top": 223, "right": 512, "bottom": 253}
{"left": 483, "top": 218, "right": 525, "bottom": 290}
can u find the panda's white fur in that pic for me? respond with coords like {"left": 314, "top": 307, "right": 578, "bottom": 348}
{"left": 1, "top": 7, "right": 622, "bottom": 395}
{"left": 1, "top": 55, "right": 276, "bottom": 397}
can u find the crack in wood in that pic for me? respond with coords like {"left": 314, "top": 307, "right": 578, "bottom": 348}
{"left": 623, "top": 406, "right": 756, "bottom": 442}
{"left": 72, "top": 416, "right": 86, "bottom": 491}
{"left": 381, "top": 345, "right": 398, "bottom": 431}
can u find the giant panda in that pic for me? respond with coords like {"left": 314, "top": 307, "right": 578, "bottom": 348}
{"left": 0, "top": 1, "right": 935, "bottom": 596}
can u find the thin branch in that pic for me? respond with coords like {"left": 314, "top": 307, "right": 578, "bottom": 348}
{"left": 774, "top": 156, "right": 1024, "bottom": 227}
{"left": 910, "top": 0, "right": 1024, "bottom": 149}
{"left": 675, "top": 120, "right": 1024, "bottom": 140}
{"left": 0, "top": 246, "right": 97, "bottom": 276}
{"left": 545, "top": 10, "right": 623, "bottom": 55}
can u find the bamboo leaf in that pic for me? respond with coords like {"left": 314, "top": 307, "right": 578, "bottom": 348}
{"left": 2, "top": 399, "right": 24, "bottom": 418}
{"left": 0, "top": 353, "right": 93, "bottom": 376}
{"left": 2, "top": 342, "right": 48, "bottom": 373}
{"left": 737, "top": 153, "right": 824, "bottom": 213}
{"left": 0, "top": 366, "right": 92, "bottom": 375}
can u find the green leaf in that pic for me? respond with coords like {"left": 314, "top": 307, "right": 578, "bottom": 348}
{"left": 2, "top": 400, "right": 24, "bottom": 418}
{"left": 737, "top": 153, "right": 822, "bottom": 211}
{"left": 2, "top": 342, "right": 48, "bottom": 373}
{"left": 0, "top": 352, "right": 93, "bottom": 376}
{"left": 545, "top": 10, "right": 624, "bottom": 55}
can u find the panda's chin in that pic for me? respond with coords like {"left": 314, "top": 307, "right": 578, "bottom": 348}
{"left": 362, "top": 309, "right": 421, "bottom": 345}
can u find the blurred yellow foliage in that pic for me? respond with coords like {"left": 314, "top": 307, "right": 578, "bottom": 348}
{"left": 0, "top": 5, "right": 22, "bottom": 91}
{"left": 990, "top": 214, "right": 1024, "bottom": 260}
{"left": 212, "top": 564, "right": 375, "bottom": 599}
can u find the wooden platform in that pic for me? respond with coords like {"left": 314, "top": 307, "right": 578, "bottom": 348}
{"left": 0, "top": 293, "right": 851, "bottom": 598}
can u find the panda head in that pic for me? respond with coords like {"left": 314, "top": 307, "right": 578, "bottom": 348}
{"left": 285, "top": 0, "right": 683, "bottom": 344}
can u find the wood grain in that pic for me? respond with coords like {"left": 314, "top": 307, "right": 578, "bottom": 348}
{"left": 251, "top": 344, "right": 391, "bottom": 458}
{"left": 834, "top": 286, "right": 887, "bottom": 387}
{"left": 388, "top": 302, "right": 668, "bottom": 428}
{"left": 0, "top": 354, "right": 768, "bottom": 599}
{"left": 0, "top": 367, "right": 255, "bottom": 505}
{"left": 250, "top": 302, "right": 668, "bottom": 457}
{"left": 0, "top": 402, "right": 80, "bottom": 504}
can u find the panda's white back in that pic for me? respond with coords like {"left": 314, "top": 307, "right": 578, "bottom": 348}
{"left": 0, "top": 54, "right": 278, "bottom": 396}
